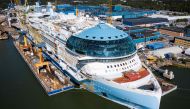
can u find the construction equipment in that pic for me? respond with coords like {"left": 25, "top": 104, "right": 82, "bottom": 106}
{"left": 107, "top": 0, "right": 112, "bottom": 24}
{"left": 22, "top": 35, "right": 31, "bottom": 50}
{"left": 35, "top": 48, "right": 51, "bottom": 74}
{"left": 75, "top": 6, "right": 79, "bottom": 17}
{"left": 147, "top": 56, "right": 157, "bottom": 62}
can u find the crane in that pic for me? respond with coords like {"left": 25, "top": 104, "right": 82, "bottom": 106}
{"left": 35, "top": 48, "right": 51, "bottom": 74}
{"left": 21, "top": 33, "right": 31, "bottom": 50}
{"left": 76, "top": 5, "right": 79, "bottom": 17}
{"left": 107, "top": 0, "right": 112, "bottom": 24}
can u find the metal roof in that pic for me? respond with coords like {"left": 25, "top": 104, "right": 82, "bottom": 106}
{"left": 159, "top": 27, "right": 185, "bottom": 33}
{"left": 75, "top": 23, "right": 129, "bottom": 41}
{"left": 175, "top": 36, "right": 190, "bottom": 41}
{"left": 123, "top": 17, "right": 169, "bottom": 26}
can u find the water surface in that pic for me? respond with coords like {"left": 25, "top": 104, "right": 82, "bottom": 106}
{"left": 0, "top": 39, "right": 190, "bottom": 109}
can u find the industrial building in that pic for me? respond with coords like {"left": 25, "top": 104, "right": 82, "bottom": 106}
{"left": 146, "top": 42, "right": 165, "bottom": 50}
{"left": 149, "top": 13, "right": 190, "bottom": 24}
{"left": 121, "top": 26, "right": 161, "bottom": 48}
{"left": 159, "top": 27, "right": 185, "bottom": 37}
{"left": 123, "top": 17, "right": 169, "bottom": 27}
{"left": 174, "top": 36, "right": 190, "bottom": 48}
{"left": 56, "top": 4, "right": 156, "bottom": 20}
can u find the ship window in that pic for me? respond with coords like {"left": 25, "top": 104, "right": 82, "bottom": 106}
{"left": 93, "top": 37, "right": 96, "bottom": 39}
{"left": 115, "top": 36, "right": 118, "bottom": 38}
{"left": 123, "top": 63, "right": 125, "bottom": 65}
{"left": 66, "top": 35, "right": 136, "bottom": 57}
{"left": 108, "top": 37, "right": 111, "bottom": 39}
{"left": 86, "top": 36, "right": 89, "bottom": 38}
{"left": 117, "top": 64, "right": 119, "bottom": 67}
{"left": 120, "top": 35, "right": 123, "bottom": 37}
{"left": 110, "top": 65, "right": 113, "bottom": 68}
{"left": 107, "top": 66, "right": 109, "bottom": 68}
{"left": 114, "top": 65, "right": 116, "bottom": 67}
{"left": 100, "top": 37, "right": 104, "bottom": 39}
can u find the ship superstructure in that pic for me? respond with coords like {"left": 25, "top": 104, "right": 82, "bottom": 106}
{"left": 14, "top": 2, "right": 162, "bottom": 109}
{"left": 65, "top": 23, "right": 162, "bottom": 109}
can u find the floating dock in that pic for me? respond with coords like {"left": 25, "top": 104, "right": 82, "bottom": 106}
{"left": 156, "top": 77, "right": 177, "bottom": 96}
{"left": 13, "top": 40, "right": 74, "bottom": 96}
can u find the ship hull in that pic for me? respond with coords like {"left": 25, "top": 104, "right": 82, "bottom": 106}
{"left": 84, "top": 80, "right": 161, "bottom": 109}
{"left": 45, "top": 51, "right": 161, "bottom": 109}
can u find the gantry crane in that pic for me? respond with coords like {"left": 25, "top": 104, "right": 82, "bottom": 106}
{"left": 35, "top": 48, "right": 51, "bottom": 74}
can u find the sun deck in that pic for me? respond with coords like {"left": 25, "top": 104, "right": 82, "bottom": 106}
{"left": 113, "top": 68, "right": 149, "bottom": 83}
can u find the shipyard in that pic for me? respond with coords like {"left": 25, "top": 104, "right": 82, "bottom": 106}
{"left": 0, "top": 0, "right": 190, "bottom": 109}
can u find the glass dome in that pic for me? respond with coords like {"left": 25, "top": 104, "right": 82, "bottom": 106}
{"left": 66, "top": 23, "right": 136, "bottom": 58}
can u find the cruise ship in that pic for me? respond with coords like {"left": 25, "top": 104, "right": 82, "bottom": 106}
{"left": 15, "top": 2, "right": 162, "bottom": 109}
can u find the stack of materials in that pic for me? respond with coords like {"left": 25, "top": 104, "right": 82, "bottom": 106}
{"left": 185, "top": 48, "right": 190, "bottom": 56}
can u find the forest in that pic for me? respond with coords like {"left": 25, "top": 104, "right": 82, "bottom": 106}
{"left": 0, "top": 0, "right": 190, "bottom": 13}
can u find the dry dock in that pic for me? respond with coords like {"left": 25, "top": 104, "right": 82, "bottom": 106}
{"left": 14, "top": 40, "right": 74, "bottom": 96}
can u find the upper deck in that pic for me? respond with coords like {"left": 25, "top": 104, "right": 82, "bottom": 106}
{"left": 113, "top": 67, "right": 149, "bottom": 83}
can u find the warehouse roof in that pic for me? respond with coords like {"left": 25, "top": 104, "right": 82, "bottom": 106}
{"left": 159, "top": 27, "right": 185, "bottom": 33}
{"left": 123, "top": 17, "right": 169, "bottom": 26}
{"left": 175, "top": 36, "right": 190, "bottom": 41}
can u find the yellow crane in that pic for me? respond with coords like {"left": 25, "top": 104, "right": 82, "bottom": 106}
{"left": 76, "top": 5, "right": 79, "bottom": 17}
{"left": 107, "top": 0, "right": 112, "bottom": 24}
{"left": 22, "top": 35, "right": 31, "bottom": 50}
{"left": 35, "top": 48, "right": 51, "bottom": 74}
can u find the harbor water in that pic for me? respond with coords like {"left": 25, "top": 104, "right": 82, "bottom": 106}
{"left": 0, "top": 39, "right": 190, "bottom": 109}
